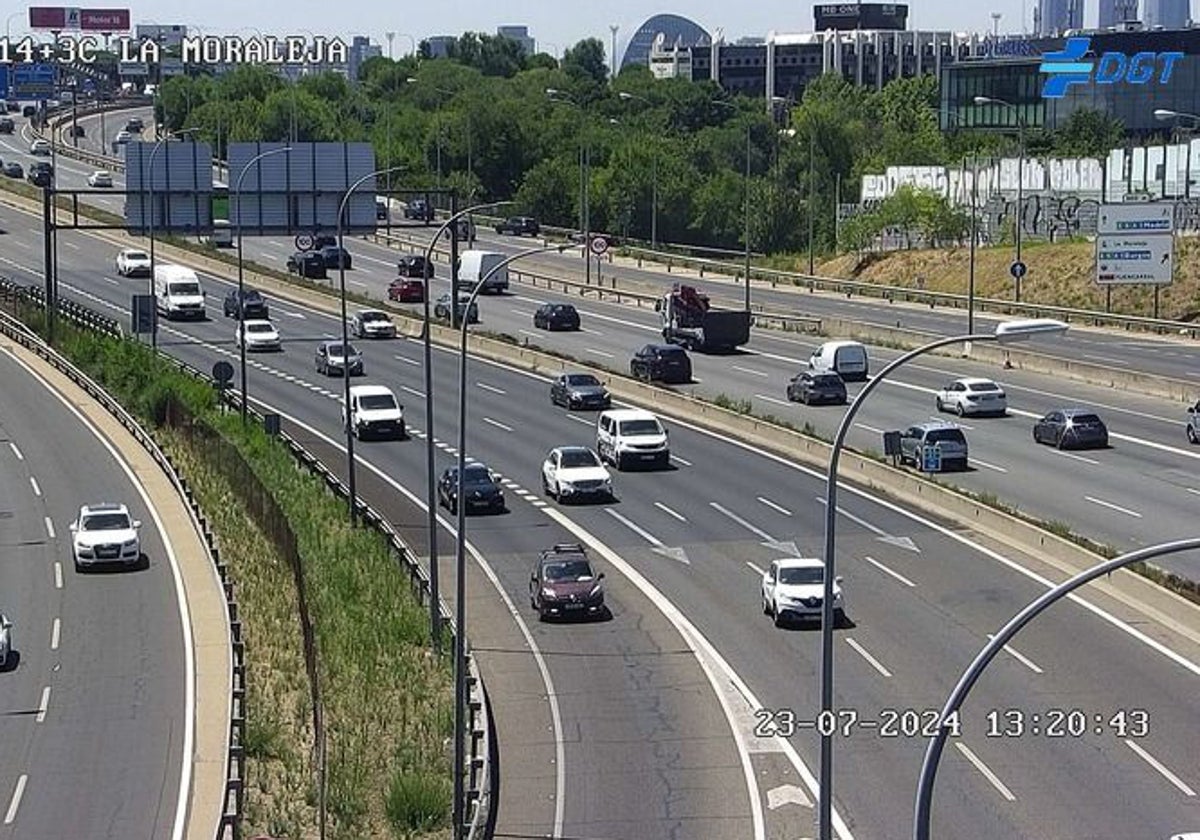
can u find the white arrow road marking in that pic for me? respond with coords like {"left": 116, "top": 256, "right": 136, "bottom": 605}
{"left": 605, "top": 508, "right": 689, "bottom": 563}
{"left": 763, "top": 540, "right": 802, "bottom": 556}
{"left": 651, "top": 546, "right": 691, "bottom": 564}
{"left": 766, "top": 784, "right": 813, "bottom": 810}
{"left": 814, "top": 497, "right": 920, "bottom": 553}
{"left": 955, "top": 743, "right": 1016, "bottom": 801}
{"left": 1125, "top": 740, "right": 1197, "bottom": 796}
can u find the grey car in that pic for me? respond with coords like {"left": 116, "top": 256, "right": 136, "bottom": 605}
{"left": 898, "top": 422, "right": 969, "bottom": 471}
{"left": 314, "top": 340, "right": 364, "bottom": 377}
{"left": 1033, "top": 409, "right": 1108, "bottom": 450}
{"left": 550, "top": 373, "right": 611, "bottom": 410}
{"left": 786, "top": 371, "right": 847, "bottom": 405}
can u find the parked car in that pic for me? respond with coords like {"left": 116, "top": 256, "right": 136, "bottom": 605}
{"left": 761, "top": 557, "right": 844, "bottom": 627}
{"left": 786, "top": 371, "right": 847, "bottom": 406}
{"left": 1188, "top": 401, "right": 1200, "bottom": 444}
{"left": 351, "top": 309, "right": 396, "bottom": 339}
{"left": 935, "top": 377, "right": 1007, "bottom": 417}
{"left": 1032, "top": 409, "right": 1109, "bottom": 450}
{"left": 287, "top": 250, "right": 327, "bottom": 279}
{"left": 116, "top": 248, "right": 151, "bottom": 277}
{"left": 529, "top": 544, "right": 605, "bottom": 621}
{"left": 550, "top": 373, "right": 611, "bottom": 410}
{"left": 398, "top": 254, "right": 434, "bottom": 278}
{"left": 898, "top": 422, "right": 969, "bottom": 471}
{"left": 434, "top": 292, "right": 479, "bottom": 324}
{"left": 495, "top": 216, "right": 540, "bottom": 236}
{"left": 314, "top": 340, "right": 363, "bottom": 376}
{"left": 319, "top": 245, "right": 352, "bottom": 270}
{"left": 541, "top": 446, "right": 613, "bottom": 503}
{"left": 0, "top": 117, "right": 13, "bottom": 134}
{"left": 629, "top": 343, "right": 692, "bottom": 384}
{"left": 404, "top": 197, "right": 434, "bottom": 222}
{"left": 69, "top": 502, "right": 143, "bottom": 571}
{"left": 235, "top": 319, "right": 282, "bottom": 352}
{"left": 223, "top": 288, "right": 269, "bottom": 320}
{"left": 3, "top": 162, "right": 22, "bottom": 179}
{"left": 87, "top": 169, "right": 113, "bottom": 188}
{"left": 438, "top": 463, "right": 505, "bottom": 514}
{"left": 387, "top": 278, "right": 425, "bottom": 303}
{"left": 29, "top": 138, "right": 50, "bottom": 155}
{"left": 534, "top": 302, "right": 580, "bottom": 331}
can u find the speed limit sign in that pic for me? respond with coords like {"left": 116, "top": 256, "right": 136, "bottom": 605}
{"left": 295, "top": 233, "right": 315, "bottom": 251}
{"left": 589, "top": 235, "right": 609, "bottom": 256}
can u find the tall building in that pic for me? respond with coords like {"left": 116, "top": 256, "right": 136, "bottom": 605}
{"left": 424, "top": 35, "right": 456, "bottom": 58}
{"left": 347, "top": 36, "right": 381, "bottom": 81}
{"left": 1034, "top": 0, "right": 1084, "bottom": 36}
{"left": 1098, "top": 0, "right": 1140, "bottom": 28}
{"left": 497, "top": 25, "right": 535, "bottom": 56}
{"left": 1143, "top": 0, "right": 1192, "bottom": 28}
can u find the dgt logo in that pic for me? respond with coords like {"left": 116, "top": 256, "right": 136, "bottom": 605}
{"left": 1039, "top": 36, "right": 1184, "bottom": 98}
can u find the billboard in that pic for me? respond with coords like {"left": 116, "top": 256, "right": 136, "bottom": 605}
{"left": 814, "top": 2, "right": 908, "bottom": 31}
{"left": 29, "top": 7, "right": 130, "bottom": 31}
{"left": 124, "top": 142, "right": 215, "bottom": 236}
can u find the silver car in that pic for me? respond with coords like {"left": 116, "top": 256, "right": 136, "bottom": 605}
{"left": 934, "top": 377, "right": 1007, "bottom": 417}
{"left": 898, "top": 422, "right": 969, "bottom": 471}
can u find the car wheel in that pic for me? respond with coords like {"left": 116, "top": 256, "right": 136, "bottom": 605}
{"left": 772, "top": 601, "right": 785, "bottom": 628}
{"left": 1056, "top": 431, "right": 1067, "bottom": 450}
{"left": 834, "top": 608, "right": 846, "bottom": 628}
{"left": 955, "top": 403, "right": 965, "bottom": 417}
{"left": 762, "top": 594, "right": 771, "bottom": 616}
{"left": 1189, "top": 425, "right": 1198, "bottom": 444}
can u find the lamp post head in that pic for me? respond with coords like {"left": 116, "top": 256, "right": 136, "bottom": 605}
{"left": 993, "top": 318, "right": 1069, "bottom": 343}
{"left": 406, "top": 76, "right": 417, "bottom": 84}
{"left": 1153, "top": 108, "right": 1177, "bottom": 120}
{"left": 545, "top": 87, "right": 561, "bottom": 96}
{"left": 973, "top": 95, "right": 1000, "bottom": 106}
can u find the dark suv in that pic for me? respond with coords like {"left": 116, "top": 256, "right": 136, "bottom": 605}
{"left": 533, "top": 302, "right": 580, "bottom": 331}
{"left": 27, "top": 161, "right": 52, "bottom": 187}
{"left": 496, "top": 216, "right": 540, "bottom": 236}
{"left": 287, "top": 250, "right": 327, "bottom": 279}
{"left": 404, "top": 198, "right": 434, "bottom": 222}
{"left": 630, "top": 344, "right": 692, "bottom": 384}
{"left": 529, "top": 544, "right": 605, "bottom": 621}
{"left": 223, "top": 288, "right": 269, "bottom": 320}
{"left": 398, "top": 254, "right": 434, "bottom": 278}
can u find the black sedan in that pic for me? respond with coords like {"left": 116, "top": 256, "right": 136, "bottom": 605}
{"left": 495, "top": 216, "right": 540, "bottom": 236}
{"left": 287, "top": 250, "right": 327, "bottom": 279}
{"left": 1032, "top": 409, "right": 1109, "bottom": 449}
{"left": 398, "top": 254, "right": 434, "bottom": 278}
{"left": 534, "top": 302, "right": 580, "bottom": 331}
{"left": 786, "top": 371, "right": 847, "bottom": 405}
{"left": 319, "top": 245, "right": 352, "bottom": 270}
{"left": 438, "top": 464, "right": 505, "bottom": 514}
{"left": 2, "top": 162, "right": 21, "bottom": 178}
{"left": 630, "top": 344, "right": 692, "bottom": 384}
{"left": 550, "top": 373, "right": 611, "bottom": 410}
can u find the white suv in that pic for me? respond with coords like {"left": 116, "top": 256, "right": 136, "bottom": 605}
{"left": 115, "top": 248, "right": 152, "bottom": 277}
{"left": 596, "top": 408, "right": 669, "bottom": 470}
{"left": 69, "top": 503, "right": 142, "bottom": 570}
{"left": 343, "top": 384, "right": 405, "bottom": 440}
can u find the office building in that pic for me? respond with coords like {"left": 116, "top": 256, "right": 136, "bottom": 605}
{"left": 497, "top": 25, "right": 535, "bottom": 56}
{"left": 1034, "top": 0, "right": 1084, "bottom": 36}
{"left": 424, "top": 36, "right": 456, "bottom": 58}
{"left": 622, "top": 13, "right": 710, "bottom": 70}
{"left": 1143, "top": 0, "right": 1192, "bottom": 28}
{"left": 1098, "top": 0, "right": 1140, "bottom": 28}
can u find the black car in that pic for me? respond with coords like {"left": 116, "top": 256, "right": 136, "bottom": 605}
{"left": 2, "top": 162, "right": 21, "bottom": 178}
{"left": 786, "top": 371, "right": 847, "bottom": 405}
{"left": 312, "top": 234, "right": 338, "bottom": 250}
{"left": 27, "top": 166, "right": 51, "bottom": 187}
{"left": 496, "top": 216, "right": 540, "bottom": 236}
{"left": 68, "top": 124, "right": 85, "bottom": 137}
{"left": 438, "top": 464, "right": 505, "bottom": 514}
{"left": 223, "top": 288, "right": 269, "bottom": 320}
{"left": 375, "top": 198, "right": 389, "bottom": 221}
{"left": 529, "top": 544, "right": 605, "bottom": 621}
{"left": 404, "top": 198, "right": 434, "bottom": 222}
{"left": 22, "top": 105, "right": 35, "bottom": 118}
{"left": 534, "top": 302, "right": 580, "bottom": 331}
{"left": 550, "top": 373, "right": 611, "bottom": 410}
{"left": 1032, "top": 409, "right": 1109, "bottom": 450}
{"left": 630, "top": 344, "right": 692, "bottom": 384}
{"left": 125, "top": 117, "right": 144, "bottom": 133}
{"left": 287, "top": 250, "right": 327, "bottom": 279}
{"left": 398, "top": 254, "right": 434, "bottom": 278}
{"left": 0, "top": 117, "right": 13, "bottom": 134}
{"left": 319, "top": 245, "right": 352, "bottom": 270}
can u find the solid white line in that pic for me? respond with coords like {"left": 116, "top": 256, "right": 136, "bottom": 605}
{"left": 476, "top": 382, "right": 506, "bottom": 395}
{"left": 746, "top": 561, "right": 766, "bottom": 576}
{"left": 9, "top": 442, "right": 23, "bottom": 460}
{"left": 482, "top": 417, "right": 513, "bottom": 433}
{"left": 1051, "top": 449, "right": 1099, "bottom": 465}
{"left": 36, "top": 686, "right": 50, "bottom": 723}
{"left": 671, "top": 455, "right": 693, "bottom": 467}
{"left": 4, "top": 774, "right": 27, "bottom": 824}
{"left": 863, "top": 555, "right": 916, "bottom": 588}
{"left": 732, "top": 365, "right": 769, "bottom": 378}
{"left": 970, "top": 457, "right": 1008, "bottom": 474}
{"left": 29, "top": 476, "right": 41, "bottom": 496}
{"left": 955, "top": 743, "right": 1016, "bottom": 801}
{"left": 855, "top": 423, "right": 885, "bottom": 435}
{"left": 50, "top": 617, "right": 60, "bottom": 651}
{"left": 44, "top": 516, "right": 55, "bottom": 539}
{"left": 580, "top": 326, "right": 604, "bottom": 336}
{"left": 1084, "top": 496, "right": 1143, "bottom": 518}
{"left": 585, "top": 347, "right": 614, "bottom": 358}
{"left": 754, "top": 393, "right": 792, "bottom": 407}
{"left": 400, "top": 385, "right": 425, "bottom": 399}
{"left": 709, "top": 502, "right": 776, "bottom": 542}
{"left": 393, "top": 355, "right": 420, "bottom": 366}
{"left": 986, "top": 635, "right": 1044, "bottom": 674}
{"left": 605, "top": 508, "right": 665, "bottom": 547}
{"left": 62, "top": 241, "right": 80, "bottom": 251}
{"left": 54, "top": 562, "right": 62, "bottom": 589}
{"left": 654, "top": 501, "right": 687, "bottom": 522}
{"left": 845, "top": 638, "right": 892, "bottom": 677}
{"left": 1125, "top": 739, "right": 1197, "bottom": 796}
{"left": 757, "top": 496, "right": 793, "bottom": 516}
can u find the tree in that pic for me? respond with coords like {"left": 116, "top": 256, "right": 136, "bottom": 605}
{"left": 1052, "top": 107, "right": 1124, "bottom": 159}
{"left": 561, "top": 38, "right": 608, "bottom": 87}
{"left": 447, "top": 32, "right": 525, "bottom": 78}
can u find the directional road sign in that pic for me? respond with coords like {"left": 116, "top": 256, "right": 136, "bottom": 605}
{"left": 1095, "top": 235, "right": 1174, "bottom": 285}
{"left": 1097, "top": 202, "right": 1174, "bottom": 235}
{"left": 1009, "top": 260, "right": 1027, "bottom": 280}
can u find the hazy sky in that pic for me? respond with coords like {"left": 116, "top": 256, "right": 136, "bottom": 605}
{"left": 16, "top": 1, "right": 1190, "bottom": 63}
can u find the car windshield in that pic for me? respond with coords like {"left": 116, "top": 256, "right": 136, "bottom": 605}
{"left": 244, "top": 291, "right": 262, "bottom": 301}
{"left": 459, "top": 466, "right": 493, "bottom": 484}
{"left": 360, "top": 312, "right": 388, "bottom": 322}
{"left": 778, "top": 566, "right": 824, "bottom": 585}
{"left": 967, "top": 381, "right": 1000, "bottom": 392}
{"left": 81, "top": 513, "right": 130, "bottom": 531}
{"left": 359, "top": 394, "right": 397, "bottom": 410}
{"left": 544, "top": 560, "right": 594, "bottom": 581}
{"left": 327, "top": 344, "right": 357, "bottom": 356}
{"left": 125, "top": 251, "right": 148, "bottom": 260}
{"left": 926, "top": 429, "right": 967, "bottom": 445}
{"left": 247, "top": 323, "right": 274, "bottom": 333}
{"left": 1069, "top": 414, "right": 1102, "bottom": 425}
{"left": 170, "top": 282, "right": 201, "bottom": 295}
{"left": 559, "top": 449, "right": 600, "bottom": 468}
{"left": 566, "top": 374, "right": 601, "bottom": 387}
{"left": 813, "top": 375, "right": 842, "bottom": 386}
{"left": 659, "top": 348, "right": 687, "bottom": 359}
{"left": 619, "top": 419, "right": 662, "bottom": 436}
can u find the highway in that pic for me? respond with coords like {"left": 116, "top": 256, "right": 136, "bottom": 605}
{"left": 0, "top": 344, "right": 186, "bottom": 839}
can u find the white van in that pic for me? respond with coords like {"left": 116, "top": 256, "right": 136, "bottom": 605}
{"left": 456, "top": 250, "right": 509, "bottom": 294}
{"left": 596, "top": 408, "right": 670, "bottom": 470}
{"left": 154, "top": 264, "right": 206, "bottom": 320}
{"left": 809, "top": 340, "right": 869, "bottom": 381}
{"left": 343, "top": 384, "right": 405, "bottom": 440}
{"left": 209, "top": 219, "right": 233, "bottom": 248}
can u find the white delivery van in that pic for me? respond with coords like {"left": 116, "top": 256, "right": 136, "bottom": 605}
{"left": 343, "top": 384, "right": 405, "bottom": 440}
{"left": 809, "top": 340, "right": 869, "bottom": 382}
{"left": 154, "top": 264, "right": 207, "bottom": 320}
{"left": 456, "top": 250, "right": 509, "bottom": 294}
{"left": 209, "top": 219, "right": 234, "bottom": 248}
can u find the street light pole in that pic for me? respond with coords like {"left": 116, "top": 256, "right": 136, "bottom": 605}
{"left": 743, "top": 122, "right": 751, "bottom": 309}
{"left": 808, "top": 129, "right": 817, "bottom": 276}
{"left": 235, "top": 145, "right": 292, "bottom": 423}
{"left": 147, "top": 128, "right": 197, "bottom": 351}
{"left": 815, "top": 318, "right": 1069, "bottom": 840}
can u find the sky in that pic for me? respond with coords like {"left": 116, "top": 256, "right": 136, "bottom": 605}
{"left": 12, "top": 1, "right": 1193, "bottom": 64}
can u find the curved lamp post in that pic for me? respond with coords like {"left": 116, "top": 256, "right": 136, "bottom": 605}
{"left": 147, "top": 127, "right": 197, "bottom": 350}
{"left": 449, "top": 242, "right": 575, "bottom": 837}
{"left": 913, "top": 536, "right": 1200, "bottom": 839}
{"left": 337, "top": 165, "right": 407, "bottom": 524}
{"left": 815, "top": 318, "right": 1069, "bottom": 840}
{"left": 974, "top": 95, "right": 1026, "bottom": 302}
{"left": 234, "top": 145, "right": 292, "bottom": 423}
{"left": 420, "top": 199, "right": 512, "bottom": 650}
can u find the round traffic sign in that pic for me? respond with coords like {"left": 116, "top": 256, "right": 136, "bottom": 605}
{"left": 295, "top": 233, "right": 315, "bottom": 251}
{"left": 589, "top": 235, "right": 609, "bottom": 256}
{"left": 212, "top": 361, "right": 235, "bottom": 384}
{"left": 1009, "top": 260, "right": 1027, "bottom": 279}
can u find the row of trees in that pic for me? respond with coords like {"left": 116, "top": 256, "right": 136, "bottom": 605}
{"left": 153, "top": 38, "right": 1128, "bottom": 257}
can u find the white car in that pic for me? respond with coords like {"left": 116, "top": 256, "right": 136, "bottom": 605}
{"left": 88, "top": 169, "right": 114, "bottom": 188}
{"left": 761, "top": 557, "right": 844, "bottom": 627}
{"left": 115, "top": 248, "right": 151, "bottom": 277}
{"left": 343, "top": 384, "right": 405, "bottom": 440}
{"left": 69, "top": 503, "right": 142, "bottom": 570}
{"left": 541, "top": 446, "right": 613, "bottom": 503}
{"left": 236, "top": 319, "right": 281, "bottom": 351}
{"left": 114, "top": 129, "right": 132, "bottom": 145}
{"left": 0, "top": 612, "right": 12, "bottom": 670}
{"left": 351, "top": 308, "right": 397, "bottom": 339}
{"left": 29, "top": 138, "right": 50, "bottom": 155}
{"left": 934, "top": 377, "right": 1008, "bottom": 417}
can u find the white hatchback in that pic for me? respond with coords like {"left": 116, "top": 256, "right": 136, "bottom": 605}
{"left": 236, "top": 319, "right": 281, "bottom": 351}
{"left": 934, "top": 377, "right": 1007, "bottom": 417}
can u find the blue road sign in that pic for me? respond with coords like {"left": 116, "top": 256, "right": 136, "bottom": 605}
{"left": 0, "top": 67, "right": 9, "bottom": 99}
{"left": 13, "top": 64, "right": 55, "bottom": 98}
{"left": 921, "top": 444, "right": 942, "bottom": 473}
{"left": 1010, "top": 260, "right": 1028, "bottom": 279}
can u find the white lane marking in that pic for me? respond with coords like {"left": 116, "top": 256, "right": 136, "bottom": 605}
{"left": 4, "top": 774, "right": 27, "bottom": 824}
{"left": 519, "top": 329, "right": 540, "bottom": 338}
{"left": 566, "top": 415, "right": 593, "bottom": 427}
{"left": 845, "top": 638, "right": 892, "bottom": 678}
{"left": 969, "top": 457, "right": 1008, "bottom": 474}
{"left": 1125, "top": 740, "right": 1197, "bottom": 796}
{"left": 671, "top": 455, "right": 693, "bottom": 467}
{"left": 855, "top": 423, "right": 885, "bottom": 435}
{"left": 754, "top": 393, "right": 792, "bottom": 408}
{"left": 654, "top": 501, "right": 688, "bottom": 522}
{"left": 580, "top": 327, "right": 604, "bottom": 336}
{"left": 585, "top": 347, "right": 614, "bottom": 358}
{"left": 394, "top": 355, "right": 420, "bottom": 366}
{"left": 863, "top": 555, "right": 916, "bottom": 588}
{"left": 9, "top": 442, "right": 23, "bottom": 460}
{"left": 348, "top": 280, "right": 368, "bottom": 289}
{"left": 54, "top": 562, "right": 62, "bottom": 589}
{"left": 44, "top": 516, "right": 56, "bottom": 539}
{"left": 50, "top": 617, "right": 60, "bottom": 651}
{"left": 101, "top": 276, "right": 119, "bottom": 285}
{"left": 400, "top": 385, "right": 425, "bottom": 399}
{"left": 36, "top": 686, "right": 50, "bottom": 723}
{"left": 482, "top": 417, "right": 513, "bottom": 433}
{"left": 29, "top": 476, "right": 41, "bottom": 496}
{"left": 746, "top": 561, "right": 766, "bottom": 576}
{"left": 1084, "top": 496, "right": 1143, "bottom": 518}
{"left": 477, "top": 382, "right": 506, "bottom": 395}
{"left": 62, "top": 241, "right": 80, "bottom": 251}
{"left": 1083, "top": 353, "right": 1132, "bottom": 367}
{"left": 1050, "top": 449, "right": 1099, "bottom": 465}
{"left": 1189, "top": 488, "right": 1200, "bottom": 497}
{"left": 757, "top": 496, "right": 792, "bottom": 516}
{"left": 356, "top": 254, "right": 394, "bottom": 268}
{"left": 955, "top": 743, "right": 1016, "bottom": 801}
{"left": 605, "top": 508, "right": 665, "bottom": 546}
{"left": 509, "top": 308, "right": 528, "bottom": 316}
{"left": 986, "top": 635, "right": 1044, "bottom": 674}
{"left": 732, "top": 365, "right": 769, "bottom": 378}
{"left": 814, "top": 496, "right": 918, "bottom": 552}
{"left": 709, "top": 501, "right": 775, "bottom": 542}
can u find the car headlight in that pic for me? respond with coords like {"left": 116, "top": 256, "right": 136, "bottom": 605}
{"left": 541, "top": 587, "right": 557, "bottom": 599}
{"left": 76, "top": 544, "right": 93, "bottom": 557}
{"left": 123, "top": 539, "right": 138, "bottom": 548}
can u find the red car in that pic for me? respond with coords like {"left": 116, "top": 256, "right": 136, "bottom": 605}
{"left": 388, "top": 278, "right": 425, "bottom": 303}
